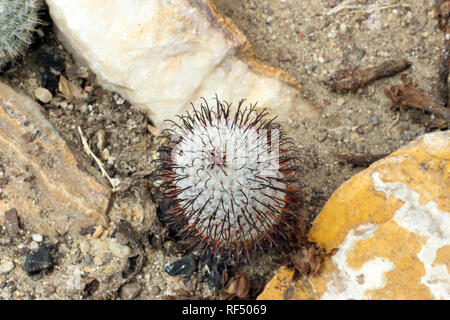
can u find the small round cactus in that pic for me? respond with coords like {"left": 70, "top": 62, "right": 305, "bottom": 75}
{"left": 0, "top": 0, "right": 42, "bottom": 68}
{"left": 154, "top": 98, "right": 303, "bottom": 262}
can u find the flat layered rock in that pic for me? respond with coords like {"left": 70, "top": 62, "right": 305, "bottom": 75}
{"left": 258, "top": 131, "right": 450, "bottom": 300}
{"left": 46, "top": 0, "right": 318, "bottom": 127}
{"left": 0, "top": 82, "right": 111, "bottom": 237}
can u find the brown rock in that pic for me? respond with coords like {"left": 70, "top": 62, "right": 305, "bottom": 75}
{"left": 4, "top": 208, "right": 20, "bottom": 237}
{"left": 0, "top": 82, "right": 111, "bottom": 236}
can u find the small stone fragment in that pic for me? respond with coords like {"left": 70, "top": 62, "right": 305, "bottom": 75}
{"left": 93, "top": 255, "right": 104, "bottom": 266}
{"left": 109, "top": 239, "right": 131, "bottom": 259}
{"left": 1, "top": 290, "right": 11, "bottom": 299}
{"left": 32, "top": 234, "right": 43, "bottom": 242}
{"left": 149, "top": 285, "right": 161, "bottom": 296}
{"left": 45, "top": 284, "right": 56, "bottom": 295}
{"left": 0, "top": 260, "right": 14, "bottom": 274}
{"left": 29, "top": 241, "right": 39, "bottom": 250}
{"left": 119, "top": 282, "right": 142, "bottom": 300}
{"left": 4, "top": 208, "right": 20, "bottom": 237}
{"left": 92, "top": 225, "right": 104, "bottom": 239}
{"left": 114, "top": 232, "right": 129, "bottom": 246}
{"left": 165, "top": 255, "right": 197, "bottom": 278}
{"left": 79, "top": 241, "right": 90, "bottom": 253}
{"left": 79, "top": 226, "right": 95, "bottom": 236}
{"left": 24, "top": 244, "right": 54, "bottom": 276}
{"left": 278, "top": 49, "right": 294, "bottom": 62}
{"left": 34, "top": 87, "right": 53, "bottom": 103}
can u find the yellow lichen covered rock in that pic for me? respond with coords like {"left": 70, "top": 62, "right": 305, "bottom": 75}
{"left": 258, "top": 131, "right": 449, "bottom": 300}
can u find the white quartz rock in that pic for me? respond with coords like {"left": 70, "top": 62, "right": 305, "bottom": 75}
{"left": 46, "top": 0, "right": 318, "bottom": 127}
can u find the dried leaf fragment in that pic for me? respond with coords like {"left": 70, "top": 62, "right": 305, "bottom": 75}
{"left": 220, "top": 273, "right": 250, "bottom": 300}
{"left": 58, "top": 75, "right": 88, "bottom": 101}
{"left": 338, "top": 152, "right": 389, "bottom": 167}
{"left": 384, "top": 74, "right": 450, "bottom": 120}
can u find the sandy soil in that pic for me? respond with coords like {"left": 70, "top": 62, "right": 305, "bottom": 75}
{"left": 0, "top": 0, "right": 446, "bottom": 299}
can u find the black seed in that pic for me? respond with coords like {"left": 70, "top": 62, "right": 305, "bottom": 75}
{"left": 165, "top": 254, "right": 197, "bottom": 278}
{"left": 24, "top": 244, "right": 54, "bottom": 276}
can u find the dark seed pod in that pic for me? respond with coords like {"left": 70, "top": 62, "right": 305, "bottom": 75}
{"left": 153, "top": 97, "right": 303, "bottom": 261}
{"left": 165, "top": 254, "right": 197, "bottom": 278}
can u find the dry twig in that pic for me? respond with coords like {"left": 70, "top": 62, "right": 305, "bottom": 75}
{"left": 328, "top": 59, "right": 411, "bottom": 93}
{"left": 77, "top": 126, "right": 117, "bottom": 192}
{"left": 327, "top": 0, "right": 409, "bottom": 16}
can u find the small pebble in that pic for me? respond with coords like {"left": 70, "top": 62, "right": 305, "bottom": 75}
{"left": 119, "top": 282, "right": 142, "bottom": 300}
{"left": 337, "top": 98, "right": 345, "bottom": 106}
{"left": 32, "top": 234, "right": 43, "bottom": 242}
{"left": 80, "top": 241, "right": 90, "bottom": 253}
{"left": 0, "top": 260, "right": 14, "bottom": 274}
{"left": 34, "top": 87, "right": 53, "bottom": 104}
{"left": 165, "top": 255, "right": 197, "bottom": 278}
{"left": 84, "top": 254, "right": 93, "bottom": 266}
{"left": 109, "top": 239, "right": 131, "bottom": 259}
{"left": 369, "top": 114, "right": 379, "bottom": 125}
{"left": 150, "top": 285, "right": 161, "bottom": 296}
{"left": 29, "top": 241, "right": 39, "bottom": 250}
{"left": 115, "top": 232, "right": 129, "bottom": 246}
{"left": 317, "top": 131, "right": 328, "bottom": 142}
{"left": 278, "top": 49, "right": 294, "bottom": 62}
{"left": 46, "top": 284, "right": 56, "bottom": 295}
{"left": 93, "top": 255, "right": 104, "bottom": 266}
{"left": 92, "top": 225, "right": 104, "bottom": 239}
{"left": 1, "top": 290, "right": 11, "bottom": 299}
{"left": 4, "top": 208, "right": 20, "bottom": 237}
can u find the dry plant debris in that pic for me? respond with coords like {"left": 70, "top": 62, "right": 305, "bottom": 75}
{"left": 338, "top": 152, "right": 390, "bottom": 167}
{"left": 384, "top": 74, "right": 450, "bottom": 120}
{"left": 328, "top": 59, "right": 411, "bottom": 93}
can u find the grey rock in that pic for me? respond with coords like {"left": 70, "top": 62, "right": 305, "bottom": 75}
{"left": 24, "top": 244, "right": 54, "bottom": 276}
{"left": 119, "top": 282, "right": 142, "bottom": 300}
